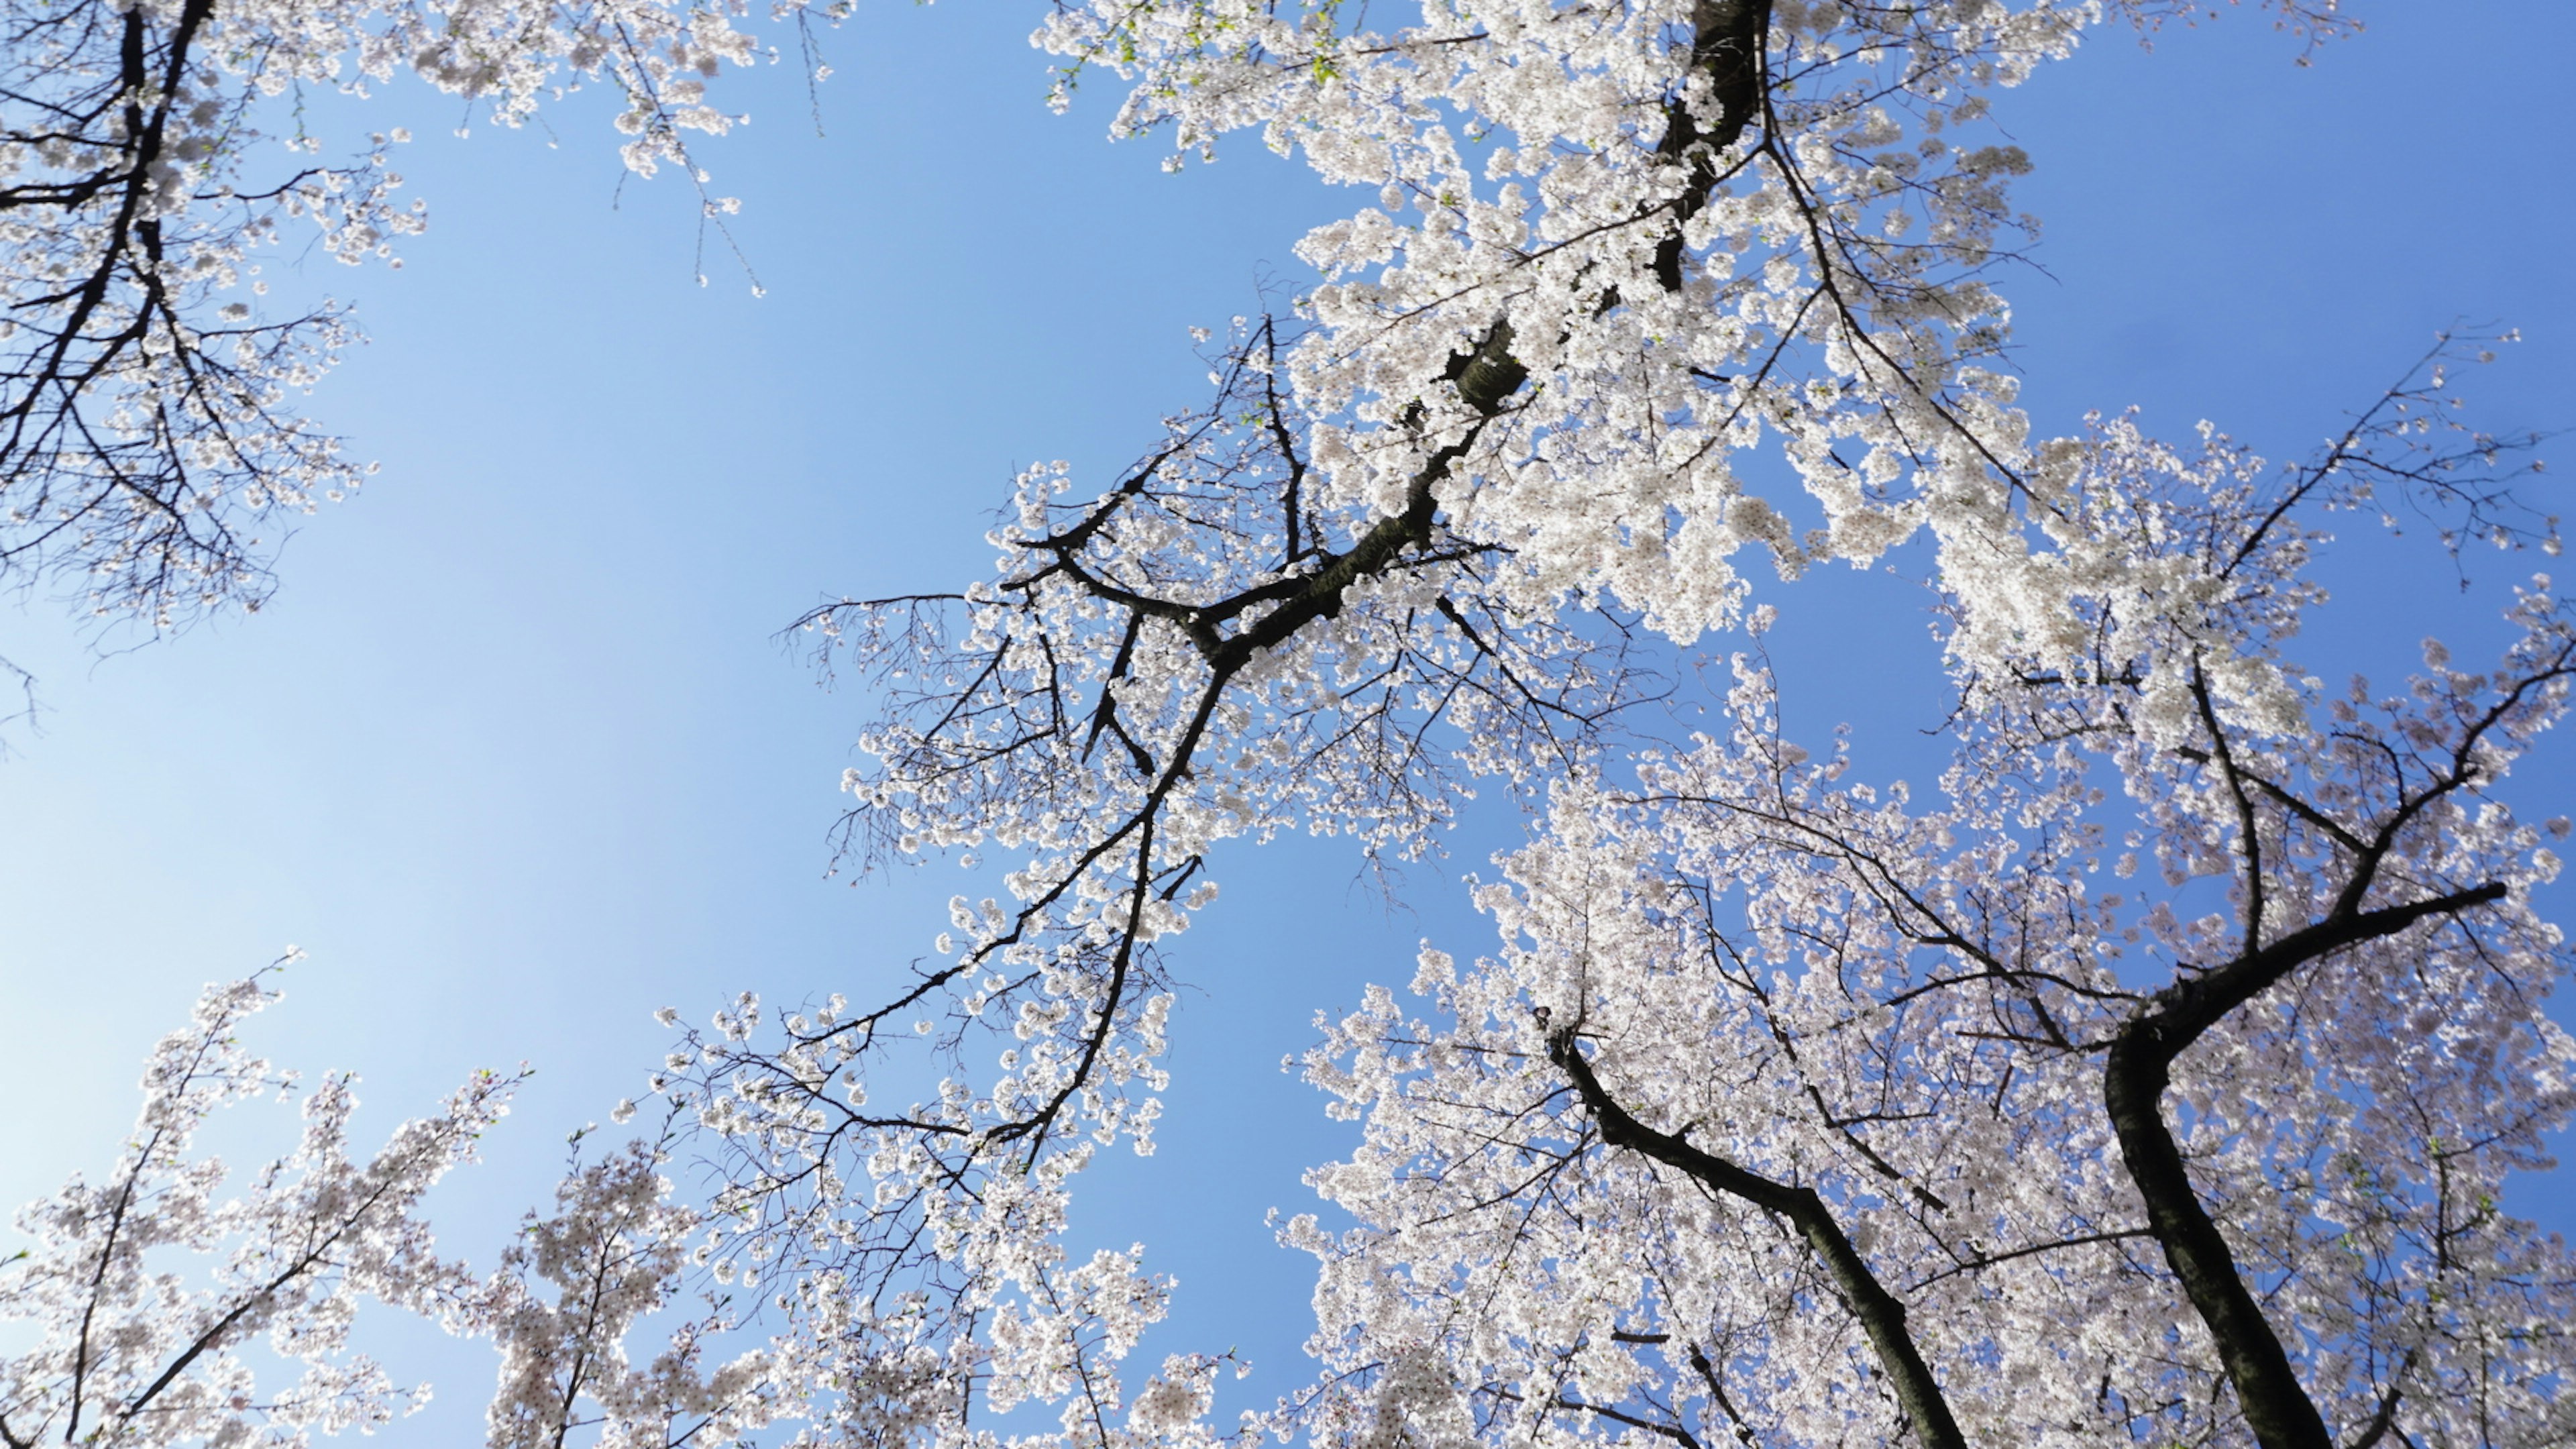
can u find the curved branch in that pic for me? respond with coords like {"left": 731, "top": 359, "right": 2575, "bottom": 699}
{"left": 2102, "top": 882, "right": 2506, "bottom": 1449}
{"left": 1545, "top": 1027, "right": 1967, "bottom": 1449}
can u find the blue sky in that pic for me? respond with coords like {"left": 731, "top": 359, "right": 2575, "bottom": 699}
{"left": 0, "top": 2, "right": 2570, "bottom": 1440}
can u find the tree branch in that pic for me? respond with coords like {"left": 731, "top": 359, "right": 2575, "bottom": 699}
{"left": 2103, "top": 883, "right": 2506, "bottom": 1449}
{"left": 1545, "top": 1027, "right": 1967, "bottom": 1449}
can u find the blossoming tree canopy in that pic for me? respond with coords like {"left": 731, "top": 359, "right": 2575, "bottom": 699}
{"left": 0, "top": 0, "right": 2336, "bottom": 631}
{"left": 790, "top": 311, "right": 2570, "bottom": 1449}
{"left": 0, "top": 0, "right": 770, "bottom": 628}
{"left": 10, "top": 1, "right": 2575, "bottom": 1448}
{"left": 1296, "top": 390, "right": 2575, "bottom": 1449}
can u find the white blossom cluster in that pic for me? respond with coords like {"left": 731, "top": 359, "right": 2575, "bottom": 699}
{"left": 621, "top": 979, "right": 1252, "bottom": 1449}
{"left": 1, "top": 973, "right": 1234, "bottom": 1449}
{"left": 480, "top": 967, "right": 1281, "bottom": 1449}
{"left": 0, "top": 969, "right": 517, "bottom": 1447}
{"left": 484, "top": 1139, "right": 790, "bottom": 1449}
{"left": 0, "top": 0, "right": 786, "bottom": 625}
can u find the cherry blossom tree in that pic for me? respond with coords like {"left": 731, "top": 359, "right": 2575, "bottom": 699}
{"left": 9, "top": 1, "right": 2574, "bottom": 1448}
{"left": 1291, "top": 360, "right": 2574, "bottom": 1449}
{"left": 0, "top": 0, "right": 774, "bottom": 633}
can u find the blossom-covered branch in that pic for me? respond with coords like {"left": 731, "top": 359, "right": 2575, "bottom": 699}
{"left": 0, "top": 969, "right": 517, "bottom": 1448}
{"left": 0, "top": 0, "right": 790, "bottom": 629}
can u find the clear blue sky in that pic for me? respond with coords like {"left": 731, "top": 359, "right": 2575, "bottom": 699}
{"left": 0, "top": 3, "right": 2569, "bottom": 1440}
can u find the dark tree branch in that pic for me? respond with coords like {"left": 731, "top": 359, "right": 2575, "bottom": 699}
{"left": 1545, "top": 1027, "right": 1968, "bottom": 1449}
{"left": 2103, "top": 883, "right": 2506, "bottom": 1449}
